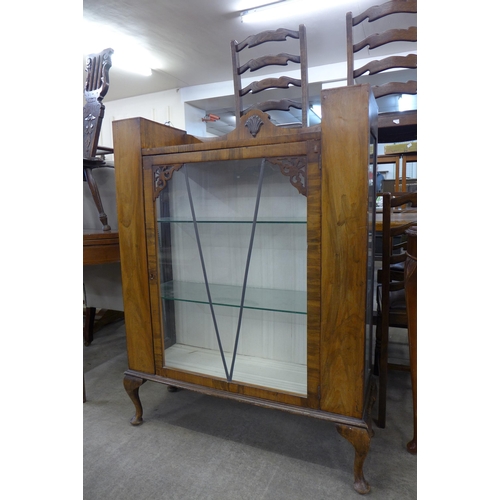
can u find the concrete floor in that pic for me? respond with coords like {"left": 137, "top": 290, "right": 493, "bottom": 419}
{"left": 83, "top": 319, "right": 416, "bottom": 499}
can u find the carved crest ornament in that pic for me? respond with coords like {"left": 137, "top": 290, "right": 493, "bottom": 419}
{"left": 244, "top": 115, "right": 264, "bottom": 137}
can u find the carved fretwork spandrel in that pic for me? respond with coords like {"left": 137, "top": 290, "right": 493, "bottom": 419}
{"left": 267, "top": 157, "right": 307, "bottom": 196}
{"left": 153, "top": 164, "right": 184, "bottom": 200}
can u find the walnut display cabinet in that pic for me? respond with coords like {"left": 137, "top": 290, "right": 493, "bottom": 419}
{"left": 112, "top": 85, "right": 378, "bottom": 494}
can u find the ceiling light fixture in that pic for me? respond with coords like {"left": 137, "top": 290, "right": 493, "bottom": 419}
{"left": 240, "top": 1, "right": 287, "bottom": 23}
{"left": 83, "top": 19, "right": 158, "bottom": 76}
{"left": 240, "top": 0, "right": 341, "bottom": 23}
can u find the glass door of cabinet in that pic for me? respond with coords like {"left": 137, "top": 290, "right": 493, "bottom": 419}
{"left": 154, "top": 157, "right": 308, "bottom": 396}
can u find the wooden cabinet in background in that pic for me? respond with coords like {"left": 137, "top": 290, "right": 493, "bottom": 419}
{"left": 112, "top": 85, "right": 378, "bottom": 494}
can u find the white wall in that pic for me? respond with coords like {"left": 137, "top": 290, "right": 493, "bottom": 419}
{"left": 99, "top": 88, "right": 184, "bottom": 150}
{"left": 184, "top": 103, "right": 214, "bottom": 137}
{"left": 99, "top": 60, "right": 349, "bottom": 147}
{"left": 99, "top": 52, "right": 413, "bottom": 149}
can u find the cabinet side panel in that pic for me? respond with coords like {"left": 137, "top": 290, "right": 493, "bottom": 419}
{"left": 113, "top": 118, "right": 200, "bottom": 373}
{"left": 320, "top": 86, "right": 370, "bottom": 418}
{"left": 113, "top": 118, "right": 155, "bottom": 373}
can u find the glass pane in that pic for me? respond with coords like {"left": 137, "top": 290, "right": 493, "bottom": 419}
{"left": 156, "top": 157, "right": 307, "bottom": 396}
{"left": 161, "top": 280, "right": 306, "bottom": 315}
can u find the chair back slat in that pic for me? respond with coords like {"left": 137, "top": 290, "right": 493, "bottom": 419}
{"left": 240, "top": 76, "right": 302, "bottom": 96}
{"left": 372, "top": 80, "right": 417, "bottom": 99}
{"left": 353, "top": 27, "right": 417, "bottom": 53}
{"left": 235, "top": 28, "right": 300, "bottom": 51}
{"left": 352, "top": 0, "right": 417, "bottom": 25}
{"left": 353, "top": 54, "right": 417, "bottom": 80}
{"left": 238, "top": 53, "right": 301, "bottom": 75}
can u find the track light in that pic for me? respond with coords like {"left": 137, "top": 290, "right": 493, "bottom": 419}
{"left": 240, "top": 1, "right": 288, "bottom": 23}
{"left": 240, "top": 0, "right": 341, "bottom": 23}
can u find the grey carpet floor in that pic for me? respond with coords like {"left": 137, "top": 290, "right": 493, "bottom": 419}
{"left": 83, "top": 320, "right": 416, "bottom": 500}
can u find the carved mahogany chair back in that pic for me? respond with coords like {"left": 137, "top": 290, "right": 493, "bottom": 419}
{"left": 346, "top": 0, "right": 417, "bottom": 141}
{"left": 374, "top": 191, "right": 417, "bottom": 428}
{"left": 83, "top": 48, "right": 114, "bottom": 231}
{"left": 231, "top": 25, "right": 309, "bottom": 127}
{"left": 84, "top": 48, "right": 113, "bottom": 159}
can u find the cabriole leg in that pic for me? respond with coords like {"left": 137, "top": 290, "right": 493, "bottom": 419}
{"left": 336, "top": 424, "right": 371, "bottom": 495}
{"left": 123, "top": 374, "right": 146, "bottom": 425}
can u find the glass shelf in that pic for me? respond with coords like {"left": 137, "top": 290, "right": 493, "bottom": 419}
{"left": 158, "top": 217, "right": 306, "bottom": 224}
{"left": 161, "top": 280, "right": 306, "bottom": 315}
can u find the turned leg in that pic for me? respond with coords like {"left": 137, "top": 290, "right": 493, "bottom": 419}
{"left": 123, "top": 374, "right": 147, "bottom": 425}
{"left": 84, "top": 167, "right": 111, "bottom": 231}
{"left": 336, "top": 424, "right": 371, "bottom": 495}
{"left": 84, "top": 306, "right": 96, "bottom": 346}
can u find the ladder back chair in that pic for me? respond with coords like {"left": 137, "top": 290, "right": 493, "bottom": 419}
{"left": 231, "top": 25, "right": 309, "bottom": 127}
{"left": 374, "top": 191, "right": 417, "bottom": 429}
{"left": 346, "top": 0, "right": 417, "bottom": 143}
{"left": 404, "top": 225, "right": 417, "bottom": 454}
{"left": 83, "top": 47, "right": 114, "bottom": 231}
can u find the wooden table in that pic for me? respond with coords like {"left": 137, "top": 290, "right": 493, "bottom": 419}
{"left": 83, "top": 229, "right": 121, "bottom": 401}
{"left": 83, "top": 229, "right": 120, "bottom": 265}
{"left": 83, "top": 229, "right": 121, "bottom": 347}
{"left": 375, "top": 209, "right": 417, "bottom": 232}
{"left": 378, "top": 110, "right": 417, "bottom": 144}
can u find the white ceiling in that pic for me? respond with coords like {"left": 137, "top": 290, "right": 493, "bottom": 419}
{"left": 83, "top": 0, "right": 416, "bottom": 103}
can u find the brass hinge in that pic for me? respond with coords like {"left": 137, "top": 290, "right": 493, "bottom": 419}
{"left": 149, "top": 270, "right": 157, "bottom": 283}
